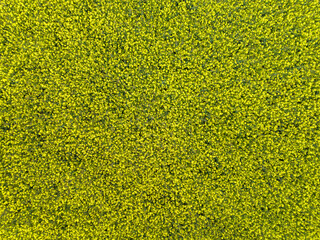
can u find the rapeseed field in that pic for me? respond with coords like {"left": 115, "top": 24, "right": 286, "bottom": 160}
{"left": 1, "top": 0, "right": 320, "bottom": 239}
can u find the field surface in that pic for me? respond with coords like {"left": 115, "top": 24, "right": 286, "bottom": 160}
{"left": 1, "top": 0, "right": 320, "bottom": 239}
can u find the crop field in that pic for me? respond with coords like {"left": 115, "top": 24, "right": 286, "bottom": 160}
{"left": 1, "top": 0, "right": 320, "bottom": 239}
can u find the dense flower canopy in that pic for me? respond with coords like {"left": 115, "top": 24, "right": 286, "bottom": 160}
{"left": 0, "top": 0, "right": 319, "bottom": 239}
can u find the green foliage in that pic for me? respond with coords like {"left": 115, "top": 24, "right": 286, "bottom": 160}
{"left": 1, "top": 0, "right": 320, "bottom": 239}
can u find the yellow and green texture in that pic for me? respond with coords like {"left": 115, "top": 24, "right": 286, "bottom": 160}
{"left": 1, "top": 0, "right": 320, "bottom": 239}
